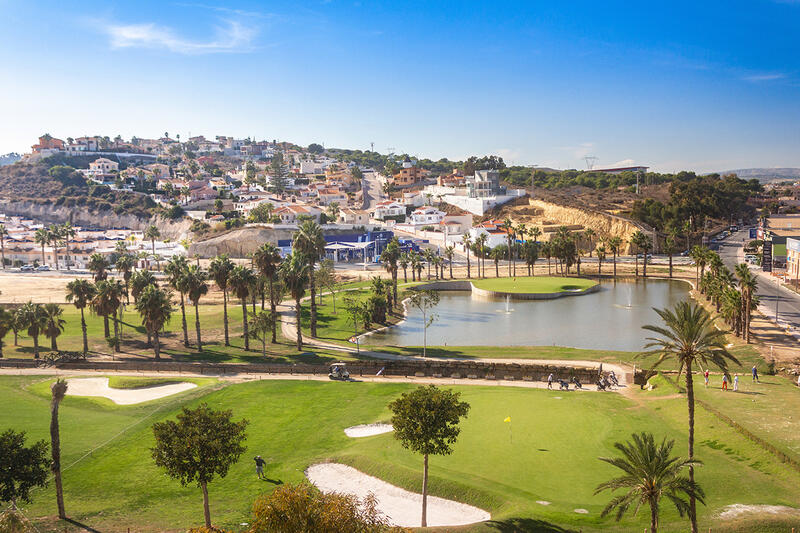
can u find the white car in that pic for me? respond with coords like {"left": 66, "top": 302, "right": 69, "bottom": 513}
{"left": 35, "top": 265, "right": 50, "bottom": 271}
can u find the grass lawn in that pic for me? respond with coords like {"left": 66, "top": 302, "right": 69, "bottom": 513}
{"left": 471, "top": 276, "right": 597, "bottom": 294}
{"left": 3, "top": 376, "right": 799, "bottom": 532}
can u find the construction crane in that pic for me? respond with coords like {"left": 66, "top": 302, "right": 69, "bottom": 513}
{"left": 583, "top": 156, "right": 599, "bottom": 170}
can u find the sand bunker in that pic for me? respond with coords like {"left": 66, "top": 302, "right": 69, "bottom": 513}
{"left": 65, "top": 377, "right": 196, "bottom": 405}
{"left": 719, "top": 504, "right": 800, "bottom": 520}
{"left": 306, "top": 463, "right": 490, "bottom": 527}
{"left": 344, "top": 423, "right": 394, "bottom": 438}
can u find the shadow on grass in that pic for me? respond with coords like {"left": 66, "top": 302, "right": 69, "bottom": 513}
{"left": 486, "top": 518, "right": 579, "bottom": 533}
{"left": 64, "top": 517, "right": 101, "bottom": 533}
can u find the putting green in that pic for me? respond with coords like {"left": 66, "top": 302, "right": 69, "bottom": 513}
{"left": 3, "top": 376, "right": 799, "bottom": 532}
{"left": 471, "top": 276, "right": 597, "bottom": 294}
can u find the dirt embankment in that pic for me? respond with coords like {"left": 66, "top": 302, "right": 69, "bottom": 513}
{"left": 495, "top": 198, "right": 647, "bottom": 254}
{"left": 0, "top": 200, "right": 192, "bottom": 240}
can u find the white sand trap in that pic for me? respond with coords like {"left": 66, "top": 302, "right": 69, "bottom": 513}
{"left": 306, "top": 463, "right": 490, "bottom": 528}
{"left": 65, "top": 377, "right": 196, "bottom": 405}
{"left": 536, "top": 501, "right": 551, "bottom": 506}
{"left": 344, "top": 423, "right": 394, "bottom": 438}
{"left": 719, "top": 504, "right": 800, "bottom": 520}
{"left": 574, "top": 508, "right": 589, "bottom": 514}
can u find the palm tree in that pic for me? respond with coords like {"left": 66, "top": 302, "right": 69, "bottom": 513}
{"left": 630, "top": 231, "right": 651, "bottom": 278}
{"left": 165, "top": 256, "right": 190, "bottom": 347}
{"left": 293, "top": 220, "right": 326, "bottom": 337}
{"left": 608, "top": 237, "right": 622, "bottom": 279}
{"left": 135, "top": 285, "right": 172, "bottom": 360}
{"left": 490, "top": 245, "right": 506, "bottom": 277}
{"left": 596, "top": 432, "right": 704, "bottom": 533}
{"left": 476, "top": 234, "right": 488, "bottom": 278}
{"left": 209, "top": 255, "right": 234, "bottom": 346}
{"left": 664, "top": 226, "right": 679, "bottom": 279}
{"left": 503, "top": 218, "right": 515, "bottom": 277}
{"left": 0, "top": 223, "right": 7, "bottom": 270}
{"left": 42, "top": 303, "right": 66, "bottom": 351}
{"left": 584, "top": 228, "right": 596, "bottom": 257}
{"left": 93, "top": 280, "right": 124, "bottom": 351}
{"left": 34, "top": 227, "right": 50, "bottom": 266}
{"left": 279, "top": 253, "right": 310, "bottom": 350}
{"left": 48, "top": 225, "right": 62, "bottom": 271}
{"left": 252, "top": 244, "right": 282, "bottom": 342}
{"left": 0, "top": 307, "right": 13, "bottom": 358}
{"left": 229, "top": 265, "right": 255, "bottom": 350}
{"left": 596, "top": 245, "right": 607, "bottom": 276}
{"left": 184, "top": 265, "right": 208, "bottom": 351}
{"left": 735, "top": 263, "right": 757, "bottom": 343}
{"left": 541, "top": 241, "right": 552, "bottom": 275}
{"left": 115, "top": 254, "right": 134, "bottom": 304}
{"left": 144, "top": 225, "right": 161, "bottom": 270}
{"left": 66, "top": 279, "right": 96, "bottom": 357}
{"left": 639, "top": 302, "right": 739, "bottom": 532}
{"left": 50, "top": 379, "right": 68, "bottom": 519}
{"left": 399, "top": 252, "right": 410, "bottom": 283}
{"left": 61, "top": 223, "right": 76, "bottom": 271}
{"left": 444, "top": 245, "right": 455, "bottom": 279}
{"left": 87, "top": 253, "right": 109, "bottom": 282}
{"left": 423, "top": 248, "right": 435, "bottom": 280}
{"left": 690, "top": 245, "right": 709, "bottom": 293}
{"left": 249, "top": 310, "right": 275, "bottom": 358}
{"left": 461, "top": 234, "right": 472, "bottom": 279}
{"left": 381, "top": 238, "right": 401, "bottom": 304}
{"left": 17, "top": 302, "right": 47, "bottom": 359}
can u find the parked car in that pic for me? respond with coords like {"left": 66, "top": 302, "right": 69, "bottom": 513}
{"left": 35, "top": 265, "right": 50, "bottom": 271}
{"left": 20, "top": 264, "right": 34, "bottom": 272}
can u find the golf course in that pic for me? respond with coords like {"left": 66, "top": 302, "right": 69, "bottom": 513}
{"left": 3, "top": 373, "right": 800, "bottom": 532}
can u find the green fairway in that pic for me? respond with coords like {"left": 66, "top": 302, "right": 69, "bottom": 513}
{"left": 471, "top": 276, "right": 598, "bottom": 294}
{"left": 3, "top": 376, "right": 799, "bottom": 532}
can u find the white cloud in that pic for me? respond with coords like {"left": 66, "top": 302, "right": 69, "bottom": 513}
{"left": 741, "top": 72, "right": 787, "bottom": 82}
{"left": 606, "top": 158, "right": 636, "bottom": 168}
{"left": 103, "top": 19, "right": 257, "bottom": 54}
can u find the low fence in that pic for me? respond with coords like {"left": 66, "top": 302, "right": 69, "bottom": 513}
{"left": 0, "top": 358, "right": 618, "bottom": 384}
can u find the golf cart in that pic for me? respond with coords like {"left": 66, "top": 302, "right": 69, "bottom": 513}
{"left": 328, "top": 362, "right": 351, "bottom": 381}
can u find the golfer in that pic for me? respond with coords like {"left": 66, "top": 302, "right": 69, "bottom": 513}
{"left": 752, "top": 365, "right": 759, "bottom": 382}
{"left": 547, "top": 373, "right": 554, "bottom": 389}
{"left": 254, "top": 455, "right": 266, "bottom": 480}
{"left": 733, "top": 374, "right": 739, "bottom": 392}
{"left": 722, "top": 373, "right": 728, "bottom": 391}
{"left": 704, "top": 369, "right": 709, "bottom": 387}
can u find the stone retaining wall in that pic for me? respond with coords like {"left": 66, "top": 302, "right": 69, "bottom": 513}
{"left": 414, "top": 280, "right": 600, "bottom": 300}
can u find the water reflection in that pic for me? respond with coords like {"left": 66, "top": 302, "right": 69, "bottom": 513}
{"left": 368, "top": 279, "right": 689, "bottom": 352}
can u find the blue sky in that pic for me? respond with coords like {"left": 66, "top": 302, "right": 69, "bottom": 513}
{"left": 1, "top": 1, "right": 799, "bottom": 172}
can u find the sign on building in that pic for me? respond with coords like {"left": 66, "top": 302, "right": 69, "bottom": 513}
{"left": 762, "top": 240, "right": 773, "bottom": 272}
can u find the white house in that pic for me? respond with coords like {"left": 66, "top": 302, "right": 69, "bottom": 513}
{"left": 468, "top": 219, "right": 511, "bottom": 249}
{"left": 87, "top": 158, "right": 119, "bottom": 176}
{"left": 370, "top": 200, "right": 406, "bottom": 220}
{"left": 407, "top": 206, "right": 445, "bottom": 226}
{"left": 338, "top": 208, "right": 369, "bottom": 225}
{"left": 274, "top": 204, "right": 322, "bottom": 224}
{"left": 402, "top": 190, "right": 425, "bottom": 207}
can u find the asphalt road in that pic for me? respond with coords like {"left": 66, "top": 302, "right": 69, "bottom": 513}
{"left": 718, "top": 228, "right": 800, "bottom": 329}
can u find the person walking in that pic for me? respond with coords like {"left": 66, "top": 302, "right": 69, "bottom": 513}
{"left": 752, "top": 365, "right": 759, "bottom": 382}
{"left": 722, "top": 373, "right": 728, "bottom": 391}
{"left": 704, "top": 369, "right": 710, "bottom": 388}
{"left": 547, "top": 373, "right": 554, "bottom": 389}
{"left": 254, "top": 455, "right": 266, "bottom": 480}
{"left": 733, "top": 374, "right": 739, "bottom": 392}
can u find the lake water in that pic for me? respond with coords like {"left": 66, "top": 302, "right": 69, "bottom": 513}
{"left": 366, "top": 279, "right": 690, "bottom": 352}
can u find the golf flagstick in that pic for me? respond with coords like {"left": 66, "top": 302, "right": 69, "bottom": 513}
{"left": 504, "top": 416, "right": 512, "bottom": 444}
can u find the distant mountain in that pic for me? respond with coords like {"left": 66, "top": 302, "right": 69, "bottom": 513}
{"left": 721, "top": 168, "right": 800, "bottom": 182}
{"left": 0, "top": 153, "right": 21, "bottom": 166}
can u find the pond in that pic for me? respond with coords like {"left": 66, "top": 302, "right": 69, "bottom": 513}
{"left": 366, "top": 279, "right": 690, "bottom": 352}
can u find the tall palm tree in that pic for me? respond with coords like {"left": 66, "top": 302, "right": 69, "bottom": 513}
{"left": 381, "top": 238, "right": 401, "bottom": 304}
{"left": 165, "top": 256, "right": 190, "bottom": 347}
{"left": 0, "top": 307, "right": 13, "bottom": 358}
{"left": 690, "top": 245, "right": 709, "bottom": 293}
{"left": 490, "top": 245, "right": 505, "bottom": 277}
{"left": 0, "top": 223, "right": 7, "bottom": 270}
{"left": 605, "top": 237, "right": 620, "bottom": 278}
{"left": 399, "top": 252, "right": 410, "bottom": 283}
{"left": 584, "top": 228, "right": 596, "bottom": 257}
{"left": 87, "top": 253, "right": 109, "bottom": 282}
{"left": 135, "top": 285, "right": 172, "bottom": 360}
{"left": 423, "top": 248, "right": 435, "bottom": 280}
{"left": 17, "top": 301, "right": 47, "bottom": 359}
{"left": 66, "top": 279, "right": 96, "bottom": 357}
{"left": 48, "top": 225, "right": 62, "bottom": 271}
{"left": 503, "top": 218, "right": 515, "bottom": 277}
{"left": 42, "top": 303, "right": 66, "bottom": 351}
{"left": 34, "top": 227, "right": 50, "bottom": 266}
{"left": 279, "top": 253, "right": 310, "bottom": 350}
{"left": 630, "top": 231, "right": 651, "bottom": 278}
{"left": 664, "top": 226, "right": 679, "bottom": 279}
{"left": 252, "top": 244, "right": 282, "bottom": 342}
{"left": 50, "top": 379, "right": 68, "bottom": 519}
{"left": 61, "top": 223, "right": 76, "bottom": 271}
{"left": 461, "top": 234, "right": 472, "bottom": 279}
{"left": 209, "top": 254, "right": 234, "bottom": 346}
{"left": 476, "top": 233, "right": 488, "bottom": 278}
{"left": 184, "top": 265, "right": 208, "bottom": 351}
{"left": 639, "top": 302, "right": 739, "bottom": 533}
{"left": 596, "top": 245, "right": 607, "bottom": 276}
{"left": 292, "top": 220, "right": 326, "bottom": 337}
{"left": 115, "top": 254, "right": 135, "bottom": 304}
{"left": 144, "top": 225, "right": 161, "bottom": 271}
{"left": 444, "top": 245, "right": 455, "bottom": 279}
{"left": 735, "top": 263, "right": 758, "bottom": 343}
{"left": 229, "top": 265, "right": 255, "bottom": 350}
{"left": 93, "top": 280, "right": 124, "bottom": 351}
{"left": 596, "top": 432, "right": 704, "bottom": 533}
{"left": 541, "top": 241, "right": 552, "bottom": 275}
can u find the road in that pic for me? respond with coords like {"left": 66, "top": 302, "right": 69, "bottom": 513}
{"left": 718, "top": 228, "right": 800, "bottom": 329}
{"left": 361, "top": 170, "right": 385, "bottom": 210}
